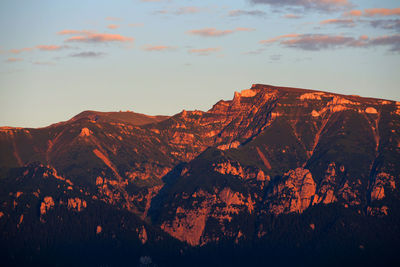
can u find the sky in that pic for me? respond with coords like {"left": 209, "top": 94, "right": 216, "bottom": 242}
{"left": 0, "top": 0, "right": 399, "bottom": 128}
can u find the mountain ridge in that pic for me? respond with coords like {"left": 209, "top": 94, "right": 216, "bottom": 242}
{"left": 1, "top": 83, "right": 399, "bottom": 266}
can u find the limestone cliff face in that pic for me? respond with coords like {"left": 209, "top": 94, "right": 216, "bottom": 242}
{"left": 267, "top": 168, "right": 316, "bottom": 215}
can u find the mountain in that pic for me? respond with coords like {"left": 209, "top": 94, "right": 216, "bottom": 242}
{"left": 1, "top": 84, "right": 400, "bottom": 266}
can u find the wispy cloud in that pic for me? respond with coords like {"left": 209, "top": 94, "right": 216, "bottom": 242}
{"left": 6, "top": 57, "right": 23, "bottom": 63}
{"left": 10, "top": 47, "right": 34, "bottom": 54}
{"left": 189, "top": 47, "right": 221, "bottom": 55}
{"left": 228, "top": 9, "right": 266, "bottom": 17}
{"left": 284, "top": 14, "right": 301, "bottom": 19}
{"left": 243, "top": 48, "right": 265, "bottom": 55}
{"left": 107, "top": 24, "right": 119, "bottom": 29}
{"left": 269, "top": 54, "right": 282, "bottom": 61}
{"left": 32, "top": 61, "right": 55, "bottom": 65}
{"left": 36, "top": 45, "right": 63, "bottom": 51}
{"left": 370, "top": 19, "right": 400, "bottom": 32}
{"left": 59, "top": 30, "right": 133, "bottom": 43}
{"left": 70, "top": 51, "right": 106, "bottom": 58}
{"left": 187, "top": 27, "right": 254, "bottom": 37}
{"left": 320, "top": 18, "right": 355, "bottom": 27}
{"left": 344, "top": 8, "right": 400, "bottom": 17}
{"left": 142, "top": 45, "right": 176, "bottom": 51}
{"left": 249, "top": 0, "right": 352, "bottom": 12}
{"left": 261, "top": 33, "right": 400, "bottom": 52}
{"left": 175, "top": 6, "right": 202, "bottom": 15}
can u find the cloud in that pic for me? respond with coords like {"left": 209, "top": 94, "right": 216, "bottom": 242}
{"left": 269, "top": 54, "right": 282, "bottom": 61}
{"left": 260, "top": 34, "right": 301, "bottom": 44}
{"left": 70, "top": 51, "right": 105, "bottom": 58}
{"left": 32, "top": 61, "right": 55, "bottom": 65}
{"left": 228, "top": 9, "right": 266, "bottom": 17}
{"left": 320, "top": 18, "right": 355, "bottom": 27}
{"left": 261, "top": 33, "right": 400, "bottom": 52}
{"left": 175, "top": 6, "right": 202, "bottom": 15}
{"left": 142, "top": 45, "right": 175, "bottom": 51}
{"left": 10, "top": 47, "right": 33, "bottom": 54}
{"left": 187, "top": 27, "right": 254, "bottom": 37}
{"left": 344, "top": 8, "right": 400, "bottom": 17}
{"left": 243, "top": 48, "right": 265, "bottom": 55}
{"left": 249, "top": 0, "right": 351, "bottom": 12}
{"left": 60, "top": 30, "right": 133, "bottom": 43}
{"left": 284, "top": 14, "right": 301, "bottom": 19}
{"left": 369, "top": 34, "right": 400, "bottom": 52}
{"left": 107, "top": 24, "right": 119, "bottom": 29}
{"left": 105, "top": 17, "right": 121, "bottom": 21}
{"left": 6, "top": 57, "right": 23, "bottom": 62}
{"left": 370, "top": 19, "right": 400, "bottom": 32}
{"left": 36, "top": 45, "right": 63, "bottom": 51}
{"left": 188, "top": 47, "right": 221, "bottom": 55}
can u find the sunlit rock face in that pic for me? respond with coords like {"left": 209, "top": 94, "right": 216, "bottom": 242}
{"left": 0, "top": 83, "right": 399, "bottom": 252}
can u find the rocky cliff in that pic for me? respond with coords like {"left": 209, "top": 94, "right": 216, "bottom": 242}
{"left": 1, "top": 84, "right": 399, "bottom": 266}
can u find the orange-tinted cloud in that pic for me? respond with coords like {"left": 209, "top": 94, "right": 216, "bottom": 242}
{"left": 260, "top": 34, "right": 300, "bottom": 44}
{"left": 10, "top": 47, "right": 33, "bottom": 54}
{"left": 142, "top": 45, "right": 175, "bottom": 51}
{"left": 364, "top": 8, "right": 400, "bottom": 17}
{"left": 320, "top": 19, "right": 355, "bottom": 27}
{"left": 6, "top": 57, "right": 23, "bottom": 62}
{"left": 235, "top": 27, "right": 255, "bottom": 32}
{"left": 107, "top": 24, "right": 119, "bottom": 29}
{"left": 284, "top": 14, "right": 301, "bottom": 19}
{"left": 187, "top": 27, "right": 254, "bottom": 37}
{"left": 61, "top": 30, "right": 133, "bottom": 43}
{"left": 344, "top": 8, "right": 400, "bottom": 17}
{"left": 189, "top": 47, "right": 221, "bottom": 55}
{"left": 36, "top": 45, "right": 62, "bottom": 51}
{"left": 187, "top": 28, "right": 233, "bottom": 37}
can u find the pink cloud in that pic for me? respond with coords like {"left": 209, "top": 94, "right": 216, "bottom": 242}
{"left": 235, "top": 27, "right": 255, "bottom": 32}
{"left": 36, "top": 45, "right": 62, "bottom": 51}
{"left": 187, "top": 27, "right": 254, "bottom": 37}
{"left": 107, "top": 24, "right": 119, "bottom": 29}
{"left": 10, "top": 47, "right": 33, "bottom": 54}
{"left": 320, "top": 18, "right": 355, "bottom": 27}
{"left": 344, "top": 8, "right": 400, "bottom": 17}
{"left": 365, "top": 8, "right": 400, "bottom": 17}
{"left": 284, "top": 14, "right": 301, "bottom": 19}
{"left": 260, "top": 34, "right": 300, "bottom": 44}
{"left": 187, "top": 28, "right": 234, "bottom": 37}
{"left": 142, "top": 45, "right": 175, "bottom": 51}
{"left": 61, "top": 30, "right": 133, "bottom": 43}
{"left": 189, "top": 47, "right": 221, "bottom": 55}
{"left": 6, "top": 57, "right": 23, "bottom": 62}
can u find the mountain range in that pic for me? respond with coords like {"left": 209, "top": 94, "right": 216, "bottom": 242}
{"left": 1, "top": 84, "right": 399, "bottom": 266}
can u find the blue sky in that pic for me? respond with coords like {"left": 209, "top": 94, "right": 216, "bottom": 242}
{"left": 0, "top": 0, "right": 399, "bottom": 127}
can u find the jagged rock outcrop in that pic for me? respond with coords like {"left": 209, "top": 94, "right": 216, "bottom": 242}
{"left": 267, "top": 168, "right": 316, "bottom": 215}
